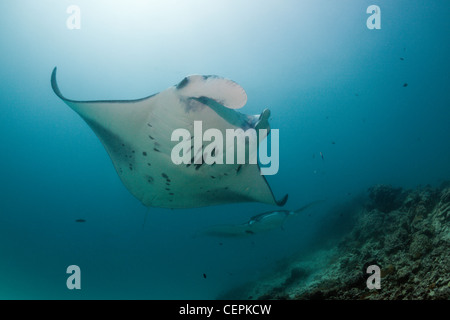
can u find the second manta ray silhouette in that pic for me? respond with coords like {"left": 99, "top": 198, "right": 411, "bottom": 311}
{"left": 200, "top": 200, "right": 323, "bottom": 237}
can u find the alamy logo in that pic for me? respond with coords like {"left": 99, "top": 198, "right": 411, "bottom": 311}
{"left": 171, "top": 121, "right": 279, "bottom": 175}
{"left": 66, "top": 5, "right": 81, "bottom": 30}
{"left": 66, "top": 265, "right": 81, "bottom": 290}
{"left": 366, "top": 5, "right": 381, "bottom": 30}
{"left": 366, "top": 265, "right": 381, "bottom": 289}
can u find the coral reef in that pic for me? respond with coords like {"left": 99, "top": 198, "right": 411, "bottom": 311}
{"left": 235, "top": 183, "right": 450, "bottom": 300}
{"left": 367, "top": 184, "right": 404, "bottom": 213}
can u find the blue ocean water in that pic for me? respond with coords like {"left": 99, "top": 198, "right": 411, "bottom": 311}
{"left": 0, "top": 0, "right": 449, "bottom": 299}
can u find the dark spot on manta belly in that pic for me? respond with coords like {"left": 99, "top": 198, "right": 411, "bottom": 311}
{"left": 176, "top": 77, "right": 189, "bottom": 89}
{"left": 143, "top": 152, "right": 147, "bottom": 156}
{"left": 162, "top": 173, "right": 169, "bottom": 179}
{"left": 169, "top": 193, "right": 174, "bottom": 195}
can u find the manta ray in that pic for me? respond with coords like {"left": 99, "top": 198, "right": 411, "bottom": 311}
{"left": 199, "top": 200, "right": 323, "bottom": 237}
{"left": 51, "top": 68, "right": 287, "bottom": 209}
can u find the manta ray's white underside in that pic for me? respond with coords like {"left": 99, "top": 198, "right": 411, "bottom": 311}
{"left": 51, "top": 68, "right": 287, "bottom": 209}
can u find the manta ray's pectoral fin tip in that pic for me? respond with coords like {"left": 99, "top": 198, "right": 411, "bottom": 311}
{"left": 276, "top": 194, "right": 289, "bottom": 207}
{"left": 51, "top": 66, "right": 65, "bottom": 100}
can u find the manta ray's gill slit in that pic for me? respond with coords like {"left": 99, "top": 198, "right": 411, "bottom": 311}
{"left": 153, "top": 148, "right": 160, "bottom": 152}
{"left": 147, "top": 123, "right": 152, "bottom": 127}
{"left": 148, "top": 135, "right": 155, "bottom": 140}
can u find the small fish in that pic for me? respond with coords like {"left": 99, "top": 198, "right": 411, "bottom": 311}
{"left": 403, "top": 83, "right": 408, "bottom": 87}
{"left": 320, "top": 152, "right": 324, "bottom": 160}
{"left": 203, "top": 273, "right": 207, "bottom": 279}
{"left": 400, "top": 57, "right": 404, "bottom": 61}
{"left": 75, "top": 219, "right": 86, "bottom": 223}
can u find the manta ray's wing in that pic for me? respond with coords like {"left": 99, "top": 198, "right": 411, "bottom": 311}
{"left": 51, "top": 68, "right": 287, "bottom": 208}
